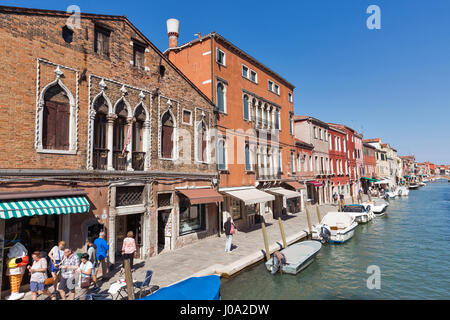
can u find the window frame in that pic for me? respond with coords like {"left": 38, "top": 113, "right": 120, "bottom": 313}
{"left": 242, "top": 64, "right": 249, "bottom": 78}
{"left": 216, "top": 48, "right": 226, "bottom": 66}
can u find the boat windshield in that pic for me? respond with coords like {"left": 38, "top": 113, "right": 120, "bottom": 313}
{"left": 343, "top": 205, "right": 365, "bottom": 213}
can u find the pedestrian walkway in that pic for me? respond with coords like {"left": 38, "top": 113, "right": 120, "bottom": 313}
{"left": 20, "top": 196, "right": 364, "bottom": 300}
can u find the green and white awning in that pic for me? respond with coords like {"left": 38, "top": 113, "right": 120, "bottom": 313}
{"left": 0, "top": 196, "right": 90, "bottom": 220}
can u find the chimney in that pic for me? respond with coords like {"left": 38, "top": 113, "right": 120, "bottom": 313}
{"left": 167, "top": 18, "right": 180, "bottom": 49}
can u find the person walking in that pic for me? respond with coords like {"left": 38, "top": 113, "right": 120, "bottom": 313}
{"left": 58, "top": 248, "right": 79, "bottom": 300}
{"left": 85, "top": 238, "right": 97, "bottom": 287}
{"left": 121, "top": 231, "right": 137, "bottom": 270}
{"left": 94, "top": 232, "right": 110, "bottom": 281}
{"left": 339, "top": 193, "right": 345, "bottom": 208}
{"left": 77, "top": 253, "right": 93, "bottom": 300}
{"left": 224, "top": 217, "right": 237, "bottom": 253}
{"left": 27, "top": 251, "right": 54, "bottom": 300}
{"left": 48, "top": 240, "right": 65, "bottom": 293}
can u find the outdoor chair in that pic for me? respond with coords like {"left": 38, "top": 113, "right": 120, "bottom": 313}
{"left": 134, "top": 270, "right": 154, "bottom": 299}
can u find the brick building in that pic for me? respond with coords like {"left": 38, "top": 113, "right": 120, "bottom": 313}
{"left": 165, "top": 24, "right": 298, "bottom": 229}
{"left": 0, "top": 6, "right": 224, "bottom": 294}
{"left": 328, "top": 125, "right": 350, "bottom": 200}
{"left": 362, "top": 143, "right": 377, "bottom": 192}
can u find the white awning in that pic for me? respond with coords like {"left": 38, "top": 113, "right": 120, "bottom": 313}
{"left": 266, "top": 187, "right": 301, "bottom": 199}
{"left": 224, "top": 188, "right": 275, "bottom": 205}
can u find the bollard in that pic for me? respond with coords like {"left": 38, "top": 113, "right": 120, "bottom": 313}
{"left": 123, "top": 258, "right": 135, "bottom": 300}
{"left": 278, "top": 217, "right": 287, "bottom": 249}
{"left": 261, "top": 222, "right": 271, "bottom": 261}
{"left": 315, "top": 205, "right": 322, "bottom": 223}
{"left": 305, "top": 205, "right": 312, "bottom": 237}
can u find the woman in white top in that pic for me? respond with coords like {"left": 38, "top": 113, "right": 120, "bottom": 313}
{"left": 77, "top": 253, "right": 93, "bottom": 300}
{"left": 27, "top": 251, "right": 53, "bottom": 300}
{"left": 48, "top": 240, "right": 66, "bottom": 292}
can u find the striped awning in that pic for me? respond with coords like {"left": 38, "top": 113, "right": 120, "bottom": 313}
{"left": 0, "top": 196, "right": 90, "bottom": 220}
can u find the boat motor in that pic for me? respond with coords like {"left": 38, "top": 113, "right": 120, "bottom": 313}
{"left": 320, "top": 224, "right": 331, "bottom": 244}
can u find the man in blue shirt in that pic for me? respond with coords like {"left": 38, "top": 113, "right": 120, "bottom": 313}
{"left": 94, "top": 232, "right": 109, "bottom": 281}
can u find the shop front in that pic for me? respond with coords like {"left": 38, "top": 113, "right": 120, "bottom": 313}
{"left": 306, "top": 180, "right": 323, "bottom": 205}
{"left": 266, "top": 187, "right": 301, "bottom": 217}
{"left": 222, "top": 188, "right": 275, "bottom": 229}
{"left": 0, "top": 189, "right": 90, "bottom": 294}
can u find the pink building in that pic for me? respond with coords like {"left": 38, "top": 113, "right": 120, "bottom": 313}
{"left": 354, "top": 132, "right": 364, "bottom": 192}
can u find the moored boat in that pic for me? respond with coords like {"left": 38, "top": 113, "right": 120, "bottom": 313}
{"left": 342, "top": 204, "right": 373, "bottom": 223}
{"left": 398, "top": 186, "right": 409, "bottom": 196}
{"left": 409, "top": 184, "right": 420, "bottom": 190}
{"left": 265, "top": 240, "right": 322, "bottom": 275}
{"left": 312, "top": 212, "right": 358, "bottom": 244}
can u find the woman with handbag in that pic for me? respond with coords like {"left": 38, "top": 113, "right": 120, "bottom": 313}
{"left": 48, "top": 241, "right": 66, "bottom": 293}
{"left": 27, "top": 251, "right": 54, "bottom": 300}
{"left": 224, "top": 217, "right": 237, "bottom": 253}
{"left": 77, "top": 253, "right": 93, "bottom": 300}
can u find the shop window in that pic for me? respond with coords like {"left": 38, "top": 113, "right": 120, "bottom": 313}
{"left": 179, "top": 199, "right": 206, "bottom": 235}
{"left": 231, "top": 198, "right": 241, "bottom": 220}
{"left": 116, "top": 186, "right": 144, "bottom": 207}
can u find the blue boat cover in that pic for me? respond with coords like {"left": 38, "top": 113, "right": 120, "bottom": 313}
{"left": 138, "top": 275, "right": 221, "bottom": 300}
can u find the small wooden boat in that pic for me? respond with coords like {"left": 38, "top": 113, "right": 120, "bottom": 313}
{"left": 265, "top": 240, "right": 322, "bottom": 275}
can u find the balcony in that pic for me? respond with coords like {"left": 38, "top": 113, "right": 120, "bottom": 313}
{"left": 132, "top": 151, "right": 146, "bottom": 171}
{"left": 113, "top": 150, "right": 128, "bottom": 171}
{"left": 93, "top": 148, "right": 109, "bottom": 170}
{"left": 256, "top": 168, "right": 282, "bottom": 181}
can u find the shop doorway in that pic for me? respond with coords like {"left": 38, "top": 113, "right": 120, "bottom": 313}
{"left": 158, "top": 210, "right": 171, "bottom": 253}
{"left": 116, "top": 214, "right": 143, "bottom": 259}
{"left": 2, "top": 215, "right": 60, "bottom": 291}
{"left": 87, "top": 222, "right": 104, "bottom": 241}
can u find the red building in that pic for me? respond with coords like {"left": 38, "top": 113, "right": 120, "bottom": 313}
{"left": 362, "top": 143, "right": 377, "bottom": 192}
{"left": 328, "top": 125, "right": 349, "bottom": 199}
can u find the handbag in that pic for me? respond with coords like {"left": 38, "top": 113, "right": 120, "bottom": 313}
{"left": 80, "top": 276, "right": 92, "bottom": 288}
{"left": 230, "top": 224, "right": 236, "bottom": 235}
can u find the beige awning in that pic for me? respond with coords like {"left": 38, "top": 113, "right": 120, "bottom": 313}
{"left": 224, "top": 188, "right": 275, "bottom": 205}
{"left": 266, "top": 187, "right": 301, "bottom": 199}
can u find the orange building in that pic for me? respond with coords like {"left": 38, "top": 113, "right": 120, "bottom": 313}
{"left": 165, "top": 22, "right": 298, "bottom": 230}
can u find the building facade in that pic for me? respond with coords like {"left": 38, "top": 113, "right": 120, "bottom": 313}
{"left": 0, "top": 6, "right": 223, "bottom": 296}
{"left": 166, "top": 25, "right": 298, "bottom": 229}
{"left": 328, "top": 125, "right": 350, "bottom": 199}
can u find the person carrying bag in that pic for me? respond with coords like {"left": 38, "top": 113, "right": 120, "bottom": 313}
{"left": 78, "top": 253, "right": 93, "bottom": 300}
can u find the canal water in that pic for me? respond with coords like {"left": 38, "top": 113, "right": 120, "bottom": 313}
{"left": 221, "top": 180, "right": 450, "bottom": 299}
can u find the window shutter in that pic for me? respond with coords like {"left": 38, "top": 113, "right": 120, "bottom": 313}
{"left": 55, "top": 101, "right": 70, "bottom": 150}
{"left": 162, "top": 125, "right": 174, "bottom": 158}
{"left": 43, "top": 101, "right": 57, "bottom": 149}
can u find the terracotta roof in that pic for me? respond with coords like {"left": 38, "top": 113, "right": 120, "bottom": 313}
{"left": 294, "top": 115, "right": 329, "bottom": 127}
{"left": 295, "top": 139, "right": 314, "bottom": 149}
{"left": 363, "top": 138, "right": 381, "bottom": 143}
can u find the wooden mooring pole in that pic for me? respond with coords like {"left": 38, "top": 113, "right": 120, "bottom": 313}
{"left": 351, "top": 195, "right": 355, "bottom": 204}
{"left": 278, "top": 217, "right": 287, "bottom": 249}
{"left": 305, "top": 205, "right": 312, "bottom": 237}
{"left": 123, "top": 258, "right": 135, "bottom": 300}
{"left": 261, "top": 222, "right": 271, "bottom": 261}
{"left": 315, "top": 205, "right": 322, "bottom": 223}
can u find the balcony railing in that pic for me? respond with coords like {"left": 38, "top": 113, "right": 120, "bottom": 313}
{"left": 93, "top": 148, "right": 109, "bottom": 170}
{"left": 113, "top": 150, "right": 128, "bottom": 171}
{"left": 132, "top": 151, "right": 146, "bottom": 171}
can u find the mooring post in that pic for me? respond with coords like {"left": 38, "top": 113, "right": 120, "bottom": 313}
{"left": 123, "top": 258, "right": 135, "bottom": 300}
{"left": 261, "top": 222, "right": 270, "bottom": 261}
{"left": 305, "top": 205, "right": 312, "bottom": 237}
{"left": 278, "top": 217, "right": 287, "bottom": 249}
{"left": 315, "top": 204, "right": 322, "bottom": 223}
{"left": 351, "top": 195, "right": 355, "bottom": 204}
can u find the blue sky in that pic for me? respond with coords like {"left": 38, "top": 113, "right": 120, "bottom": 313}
{"left": 3, "top": 0, "right": 450, "bottom": 164}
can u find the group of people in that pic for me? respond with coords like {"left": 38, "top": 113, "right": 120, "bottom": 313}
{"left": 332, "top": 192, "right": 346, "bottom": 207}
{"left": 26, "top": 230, "right": 137, "bottom": 300}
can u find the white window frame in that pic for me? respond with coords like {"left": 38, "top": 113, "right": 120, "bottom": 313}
{"left": 242, "top": 64, "right": 249, "bottom": 79}
{"left": 288, "top": 92, "right": 293, "bottom": 103}
{"left": 216, "top": 48, "right": 226, "bottom": 66}
{"left": 194, "top": 119, "right": 209, "bottom": 164}
{"left": 250, "top": 70, "right": 258, "bottom": 83}
{"left": 181, "top": 108, "right": 192, "bottom": 126}
{"left": 217, "top": 136, "right": 228, "bottom": 171}
{"left": 268, "top": 80, "right": 274, "bottom": 92}
{"left": 216, "top": 80, "right": 227, "bottom": 113}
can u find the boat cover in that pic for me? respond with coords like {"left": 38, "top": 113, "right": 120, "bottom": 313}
{"left": 320, "top": 212, "right": 354, "bottom": 227}
{"left": 138, "top": 275, "right": 221, "bottom": 300}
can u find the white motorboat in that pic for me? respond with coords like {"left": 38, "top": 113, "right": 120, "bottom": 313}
{"left": 398, "top": 186, "right": 409, "bottom": 196}
{"left": 342, "top": 204, "right": 372, "bottom": 223}
{"left": 419, "top": 182, "right": 426, "bottom": 187}
{"left": 312, "top": 212, "right": 358, "bottom": 244}
{"left": 409, "top": 184, "right": 420, "bottom": 190}
{"left": 363, "top": 200, "right": 388, "bottom": 216}
{"left": 385, "top": 191, "right": 397, "bottom": 199}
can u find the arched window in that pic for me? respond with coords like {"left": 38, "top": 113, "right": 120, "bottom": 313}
{"left": 243, "top": 95, "right": 249, "bottom": 120}
{"left": 161, "top": 111, "right": 174, "bottom": 159}
{"left": 217, "top": 82, "right": 225, "bottom": 113}
{"left": 133, "top": 105, "right": 146, "bottom": 153}
{"left": 93, "top": 96, "right": 109, "bottom": 169}
{"left": 197, "top": 121, "right": 207, "bottom": 162}
{"left": 42, "top": 85, "right": 70, "bottom": 150}
{"left": 245, "top": 143, "right": 251, "bottom": 171}
{"left": 113, "top": 101, "right": 128, "bottom": 170}
{"left": 217, "top": 139, "right": 226, "bottom": 170}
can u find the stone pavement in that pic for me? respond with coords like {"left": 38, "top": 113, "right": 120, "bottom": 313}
{"left": 20, "top": 196, "right": 365, "bottom": 300}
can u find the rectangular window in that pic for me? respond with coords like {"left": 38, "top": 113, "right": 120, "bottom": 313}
{"left": 94, "top": 27, "right": 110, "bottom": 57}
{"left": 275, "top": 109, "right": 280, "bottom": 130}
{"left": 314, "top": 127, "right": 318, "bottom": 138}
{"left": 231, "top": 198, "right": 242, "bottom": 220}
{"left": 274, "top": 84, "right": 280, "bottom": 95}
{"left": 245, "top": 143, "right": 251, "bottom": 171}
{"left": 288, "top": 92, "right": 293, "bottom": 102}
{"left": 133, "top": 42, "right": 146, "bottom": 68}
{"left": 291, "top": 152, "right": 295, "bottom": 173}
{"left": 242, "top": 65, "right": 249, "bottom": 78}
{"left": 179, "top": 201, "right": 206, "bottom": 235}
{"left": 250, "top": 70, "right": 257, "bottom": 83}
{"left": 182, "top": 109, "right": 192, "bottom": 125}
{"left": 116, "top": 186, "right": 144, "bottom": 207}
{"left": 216, "top": 48, "right": 225, "bottom": 65}
{"left": 268, "top": 80, "right": 273, "bottom": 92}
